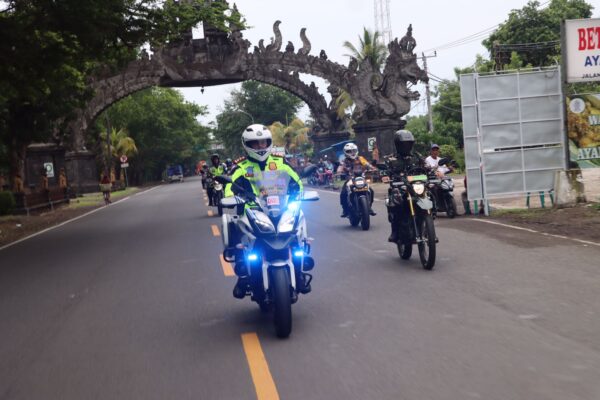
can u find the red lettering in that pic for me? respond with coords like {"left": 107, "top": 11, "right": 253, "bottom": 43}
{"left": 579, "top": 28, "right": 587, "bottom": 50}
{"left": 587, "top": 27, "right": 596, "bottom": 50}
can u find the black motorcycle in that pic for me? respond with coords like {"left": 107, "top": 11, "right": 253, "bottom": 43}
{"left": 206, "top": 176, "right": 224, "bottom": 216}
{"left": 387, "top": 167, "right": 437, "bottom": 270}
{"left": 429, "top": 158, "right": 457, "bottom": 219}
{"left": 343, "top": 172, "right": 372, "bottom": 231}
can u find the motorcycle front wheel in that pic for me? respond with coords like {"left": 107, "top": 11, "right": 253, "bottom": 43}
{"left": 216, "top": 192, "right": 224, "bottom": 216}
{"left": 417, "top": 214, "right": 436, "bottom": 270}
{"left": 270, "top": 267, "right": 292, "bottom": 338}
{"left": 359, "top": 196, "right": 370, "bottom": 230}
{"left": 397, "top": 240, "right": 412, "bottom": 260}
{"left": 446, "top": 196, "right": 457, "bottom": 218}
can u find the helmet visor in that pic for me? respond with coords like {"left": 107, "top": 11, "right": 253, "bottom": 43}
{"left": 246, "top": 139, "right": 272, "bottom": 150}
{"left": 345, "top": 148, "right": 358, "bottom": 158}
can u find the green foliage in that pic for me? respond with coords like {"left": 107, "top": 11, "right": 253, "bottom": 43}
{"left": 483, "top": 0, "right": 593, "bottom": 67}
{"left": 269, "top": 119, "right": 311, "bottom": 155}
{"left": 0, "top": 0, "right": 242, "bottom": 179}
{"left": 97, "top": 88, "right": 210, "bottom": 182}
{"left": 214, "top": 81, "right": 304, "bottom": 158}
{"left": 0, "top": 191, "right": 16, "bottom": 215}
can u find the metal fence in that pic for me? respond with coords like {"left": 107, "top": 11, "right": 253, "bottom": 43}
{"left": 460, "top": 67, "right": 566, "bottom": 202}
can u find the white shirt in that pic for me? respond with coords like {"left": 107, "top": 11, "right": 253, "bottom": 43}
{"left": 425, "top": 155, "right": 450, "bottom": 175}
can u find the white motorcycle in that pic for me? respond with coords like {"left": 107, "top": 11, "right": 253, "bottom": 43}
{"left": 216, "top": 170, "right": 319, "bottom": 338}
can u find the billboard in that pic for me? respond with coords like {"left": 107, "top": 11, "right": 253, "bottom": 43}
{"left": 567, "top": 93, "right": 600, "bottom": 168}
{"left": 564, "top": 18, "right": 600, "bottom": 83}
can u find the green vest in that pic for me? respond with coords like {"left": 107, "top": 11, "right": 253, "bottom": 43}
{"left": 225, "top": 155, "right": 303, "bottom": 197}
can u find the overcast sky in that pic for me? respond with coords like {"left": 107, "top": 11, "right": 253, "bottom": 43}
{"left": 179, "top": 0, "right": 598, "bottom": 124}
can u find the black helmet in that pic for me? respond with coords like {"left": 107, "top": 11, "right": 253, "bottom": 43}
{"left": 394, "top": 129, "right": 415, "bottom": 156}
{"left": 210, "top": 153, "right": 220, "bottom": 165}
{"left": 225, "top": 158, "right": 232, "bottom": 165}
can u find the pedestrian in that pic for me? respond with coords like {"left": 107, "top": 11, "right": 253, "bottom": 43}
{"left": 100, "top": 173, "right": 112, "bottom": 204}
{"left": 58, "top": 168, "right": 68, "bottom": 196}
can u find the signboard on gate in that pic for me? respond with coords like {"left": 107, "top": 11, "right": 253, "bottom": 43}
{"left": 367, "top": 137, "right": 376, "bottom": 152}
{"left": 564, "top": 18, "right": 600, "bottom": 83}
{"left": 43, "top": 162, "right": 55, "bottom": 178}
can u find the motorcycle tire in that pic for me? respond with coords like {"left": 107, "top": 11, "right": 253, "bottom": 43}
{"left": 446, "top": 197, "right": 457, "bottom": 218}
{"left": 349, "top": 214, "right": 360, "bottom": 227}
{"left": 270, "top": 268, "right": 292, "bottom": 338}
{"left": 359, "top": 196, "right": 370, "bottom": 231}
{"left": 417, "top": 214, "right": 436, "bottom": 270}
{"left": 216, "top": 192, "right": 224, "bottom": 216}
{"left": 397, "top": 240, "right": 412, "bottom": 260}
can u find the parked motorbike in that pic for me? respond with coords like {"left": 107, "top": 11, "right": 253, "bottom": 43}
{"left": 308, "top": 167, "right": 333, "bottom": 186}
{"left": 206, "top": 176, "right": 224, "bottom": 216}
{"left": 387, "top": 166, "right": 437, "bottom": 270}
{"left": 217, "top": 171, "right": 319, "bottom": 338}
{"left": 429, "top": 158, "right": 457, "bottom": 219}
{"left": 343, "top": 172, "right": 372, "bottom": 231}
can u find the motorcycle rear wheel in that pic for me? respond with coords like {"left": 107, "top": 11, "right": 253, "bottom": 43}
{"left": 417, "top": 214, "right": 436, "bottom": 270}
{"left": 359, "top": 196, "right": 370, "bottom": 230}
{"left": 270, "top": 268, "right": 292, "bottom": 338}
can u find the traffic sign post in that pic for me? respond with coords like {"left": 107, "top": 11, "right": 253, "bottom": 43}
{"left": 120, "top": 156, "right": 129, "bottom": 188}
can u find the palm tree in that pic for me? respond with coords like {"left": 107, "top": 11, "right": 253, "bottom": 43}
{"left": 269, "top": 118, "right": 310, "bottom": 155}
{"left": 100, "top": 127, "right": 138, "bottom": 160}
{"left": 337, "top": 28, "right": 389, "bottom": 119}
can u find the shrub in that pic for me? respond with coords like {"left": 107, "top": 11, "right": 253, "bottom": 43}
{"left": 0, "top": 191, "right": 16, "bottom": 215}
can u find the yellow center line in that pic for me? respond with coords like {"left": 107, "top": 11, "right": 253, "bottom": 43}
{"left": 207, "top": 210, "right": 214, "bottom": 217}
{"left": 241, "top": 333, "right": 280, "bottom": 400}
{"left": 219, "top": 254, "right": 235, "bottom": 276}
{"left": 211, "top": 224, "right": 220, "bottom": 236}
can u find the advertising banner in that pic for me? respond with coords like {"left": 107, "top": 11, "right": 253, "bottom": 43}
{"left": 564, "top": 18, "right": 600, "bottom": 83}
{"left": 567, "top": 93, "right": 600, "bottom": 168}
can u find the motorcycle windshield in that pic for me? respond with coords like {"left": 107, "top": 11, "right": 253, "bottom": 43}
{"left": 255, "top": 170, "right": 292, "bottom": 218}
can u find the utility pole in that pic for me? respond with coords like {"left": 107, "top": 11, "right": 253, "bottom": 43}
{"left": 421, "top": 52, "right": 437, "bottom": 133}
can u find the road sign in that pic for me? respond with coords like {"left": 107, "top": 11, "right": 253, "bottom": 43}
{"left": 120, "top": 155, "right": 128, "bottom": 163}
{"left": 121, "top": 162, "right": 129, "bottom": 168}
{"left": 367, "top": 137, "right": 377, "bottom": 152}
{"left": 44, "top": 162, "right": 55, "bottom": 178}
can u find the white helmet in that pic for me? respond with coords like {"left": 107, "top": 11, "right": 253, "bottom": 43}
{"left": 242, "top": 124, "right": 273, "bottom": 162}
{"left": 343, "top": 143, "right": 359, "bottom": 159}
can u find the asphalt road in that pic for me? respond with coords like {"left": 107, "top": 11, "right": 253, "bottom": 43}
{"left": 1, "top": 176, "right": 599, "bottom": 400}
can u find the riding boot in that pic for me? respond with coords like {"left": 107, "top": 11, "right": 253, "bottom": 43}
{"left": 232, "top": 277, "right": 249, "bottom": 299}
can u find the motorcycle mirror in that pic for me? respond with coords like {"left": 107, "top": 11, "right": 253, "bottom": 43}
{"left": 214, "top": 175, "right": 231, "bottom": 184}
{"left": 301, "top": 165, "right": 318, "bottom": 178}
{"left": 438, "top": 157, "right": 449, "bottom": 166}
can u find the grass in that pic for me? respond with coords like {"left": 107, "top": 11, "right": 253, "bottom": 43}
{"left": 68, "top": 187, "right": 141, "bottom": 209}
{"left": 489, "top": 208, "right": 552, "bottom": 218}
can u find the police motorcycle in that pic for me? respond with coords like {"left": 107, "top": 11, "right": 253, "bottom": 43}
{"left": 387, "top": 166, "right": 437, "bottom": 270}
{"left": 429, "top": 157, "right": 457, "bottom": 219}
{"left": 216, "top": 169, "right": 319, "bottom": 338}
{"left": 342, "top": 171, "right": 373, "bottom": 231}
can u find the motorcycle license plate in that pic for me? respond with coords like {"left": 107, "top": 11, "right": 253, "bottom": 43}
{"left": 266, "top": 196, "right": 280, "bottom": 206}
{"left": 381, "top": 176, "right": 390, "bottom": 183}
{"left": 354, "top": 187, "right": 369, "bottom": 191}
{"left": 407, "top": 175, "right": 427, "bottom": 182}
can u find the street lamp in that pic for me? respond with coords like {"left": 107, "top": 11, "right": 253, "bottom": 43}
{"left": 232, "top": 109, "right": 254, "bottom": 124}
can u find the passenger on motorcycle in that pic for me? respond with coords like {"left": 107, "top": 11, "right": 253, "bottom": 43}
{"left": 425, "top": 144, "right": 453, "bottom": 177}
{"left": 385, "top": 130, "right": 425, "bottom": 242}
{"left": 207, "top": 154, "right": 225, "bottom": 206}
{"left": 338, "top": 143, "right": 376, "bottom": 218}
{"left": 224, "top": 124, "right": 306, "bottom": 297}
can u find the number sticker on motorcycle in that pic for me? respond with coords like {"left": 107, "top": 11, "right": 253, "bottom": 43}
{"left": 266, "top": 196, "right": 280, "bottom": 206}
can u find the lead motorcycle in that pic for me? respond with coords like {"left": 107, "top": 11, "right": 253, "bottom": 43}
{"left": 387, "top": 166, "right": 437, "bottom": 270}
{"left": 216, "top": 171, "right": 319, "bottom": 338}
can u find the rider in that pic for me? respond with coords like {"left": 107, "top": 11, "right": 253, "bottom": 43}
{"left": 337, "top": 143, "right": 376, "bottom": 218}
{"left": 385, "top": 129, "right": 425, "bottom": 242}
{"left": 224, "top": 124, "right": 308, "bottom": 298}
{"left": 224, "top": 158, "right": 234, "bottom": 175}
{"left": 425, "top": 144, "right": 453, "bottom": 177}
{"left": 207, "top": 154, "right": 225, "bottom": 206}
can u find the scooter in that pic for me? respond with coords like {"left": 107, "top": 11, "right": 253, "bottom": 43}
{"left": 429, "top": 158, "right": 457, "bottom": 218}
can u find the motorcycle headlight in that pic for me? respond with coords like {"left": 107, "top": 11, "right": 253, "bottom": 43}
{"left": 249, "top": 210, "right": 276, "bottom": 233}
{"left": 412, "top": 182, "right": 425, "bottom": 195}
{"left": 277, "top": 209, "right": 297, "bottom": 233}
{"left": 354, "top": 177, "right": 366, "bottom": 188}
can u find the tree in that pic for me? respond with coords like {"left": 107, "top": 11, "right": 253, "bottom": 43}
{"left": 213, "top": 81, "right": 304, "bottom": 158}
{"left": 483, "top": 0, "right": 593, "bottom": 67}
{"left": 96, "top": 88, "right": 210, "bottom": 183}
{"left": 0, "top": 0, "right": 242, "bottom": 184}
{"left": 269, "top": 118, "right": 311, "bottom": 155}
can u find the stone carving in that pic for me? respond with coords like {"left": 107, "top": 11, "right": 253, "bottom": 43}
{"left": 70, "top": 13, "right": 427, "bottom": 150}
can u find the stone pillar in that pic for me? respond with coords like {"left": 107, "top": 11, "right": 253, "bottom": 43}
{"left": 352, "top": 119, "right": 406, "bottom": 160}
{"left": 65, "top": 150, "right": 98, "bottom": 195}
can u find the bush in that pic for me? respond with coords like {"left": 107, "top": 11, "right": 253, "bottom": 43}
{"left": 0, "top": 191, "right": 16, "bottom": 215}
